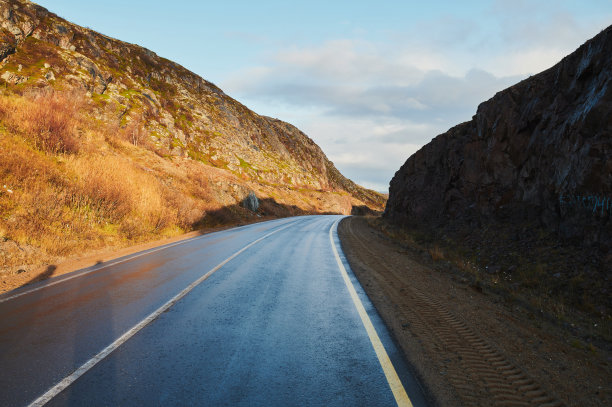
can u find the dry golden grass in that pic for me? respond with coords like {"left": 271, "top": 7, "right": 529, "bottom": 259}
{"left": 0, "top": 90, "right": 257, "bottom": 268}
{"left": 0, "top": 89, "right": 83, "bottom": 154}
{"left": 0, "top": 88, "right": 362, "bottom": 279}
{"left": 69, "top": 154, "right": 166, "bottom": 223}
{"left": 0, "top": 89, "right": 204, "bottom": 265}
{"left": 428, "top": 244, "right": 445, "bottom": 261}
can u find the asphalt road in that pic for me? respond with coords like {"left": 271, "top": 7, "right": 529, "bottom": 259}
{"left": 0, "top": 215, "right": 428, "bottom": 406}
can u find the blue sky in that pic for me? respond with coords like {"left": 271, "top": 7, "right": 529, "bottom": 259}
{"left": 37, "top": 1, "right": 612, "bottom": 191}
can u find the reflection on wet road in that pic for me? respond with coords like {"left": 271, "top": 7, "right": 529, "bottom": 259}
{"left": 0, "top": 215, "right": 427, "bottom": 407}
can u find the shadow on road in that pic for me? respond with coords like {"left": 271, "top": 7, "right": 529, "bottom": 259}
{"left": 22, "top": 264, "right": 57, "bottom": 286}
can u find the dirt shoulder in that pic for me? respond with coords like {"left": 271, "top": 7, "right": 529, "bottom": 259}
{"left": 338, "top": 216, "right": 611, "bottom": 407}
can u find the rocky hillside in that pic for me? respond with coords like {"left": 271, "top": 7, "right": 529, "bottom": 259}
{"left": 0, "top": 0, "right": 384, "bottom": 285}
{"left": 385, "top": 26, "right": 611, "bottom": 319}
{"left": 0, "top": 0, "right": 382, "bottom": 206}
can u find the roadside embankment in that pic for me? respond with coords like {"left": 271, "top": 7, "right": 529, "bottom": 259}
{"left": 338, "top": 216, "right": 611, "bottom": 407}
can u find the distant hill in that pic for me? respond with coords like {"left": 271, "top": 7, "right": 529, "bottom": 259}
{"left": 385, "top": 25, "right": 611, "bottom": 318}
{"left": 0, "top": 0, "right": 384, "bottom": 279}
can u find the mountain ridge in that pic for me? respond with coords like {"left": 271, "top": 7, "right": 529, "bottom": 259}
{"left": 0, "top": 0, "right": 381, "bottom": 203}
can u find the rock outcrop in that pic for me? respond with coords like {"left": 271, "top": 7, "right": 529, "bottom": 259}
{"left": 0, "top": 0, "right": 384, "bottom": 212}
{"left": 385, "top": 25, "right": 612, "bottom": 304}
{"left": 242, "top": 192, "right": 259, "bottom": 212}
{"left": 386, "top": 25, "right": 611, "bottom": 246}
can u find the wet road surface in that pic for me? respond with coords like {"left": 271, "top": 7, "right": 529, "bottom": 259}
{"left": 0, "top": 215, "right": 428, "bottom": 406}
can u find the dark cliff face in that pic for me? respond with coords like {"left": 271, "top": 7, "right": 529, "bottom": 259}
{"left": 386, "top": 25, "right": 612, "bottom": 259}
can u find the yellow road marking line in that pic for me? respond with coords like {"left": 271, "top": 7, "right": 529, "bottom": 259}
{"left": 27, "top": 220, "right": 298, "bottom": 407}
{"left": 329, "top": 218, "right": 413, "bottom": 407}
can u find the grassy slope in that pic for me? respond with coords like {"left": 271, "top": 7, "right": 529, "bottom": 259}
{"left": 0, "top": 88, "right": 358, "bottom": 281}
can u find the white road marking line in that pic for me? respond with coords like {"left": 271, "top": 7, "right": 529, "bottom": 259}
{"left": 27, "top": 221, "right": 297, "bottom": 407}
{"left": 329, "top": 218, "right": 413, "bottom": 407}
{"left": 0, "top": 237, "right": 205, "bottom": 304}
{"left": 0, "top": 219, "right": 293, "bottom": 304}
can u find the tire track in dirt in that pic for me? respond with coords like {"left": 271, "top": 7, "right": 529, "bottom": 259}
{"left": 343, "top": 217, "right": 563, "bottom": 407}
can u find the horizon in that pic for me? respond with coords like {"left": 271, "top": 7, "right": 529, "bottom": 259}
{"left": 35, "top": 0, "right": 612, "bottom": 192}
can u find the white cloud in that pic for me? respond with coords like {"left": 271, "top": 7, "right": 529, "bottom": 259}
{"left": 295, "top": 114, "right": 432, "bottom": 192}
{"left": 221, "top": 6, "right": 612, "bottom": 191}
{"left": 223, "top": 40, "right": 518, "bottom": 192}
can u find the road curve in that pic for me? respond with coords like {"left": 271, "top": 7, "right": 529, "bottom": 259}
{"left": 0, "top": 215, "right": 428, "bottom": 406}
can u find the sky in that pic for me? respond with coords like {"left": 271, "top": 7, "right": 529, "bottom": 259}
{"left": 36, "top": 1, "right": 612, "bottom": 192}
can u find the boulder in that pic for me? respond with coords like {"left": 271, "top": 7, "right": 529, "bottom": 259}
{"left": 242, "top": 191, "right": 259, "bottom": 212}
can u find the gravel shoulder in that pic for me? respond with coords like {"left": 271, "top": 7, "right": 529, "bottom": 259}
{"left": 338, "top": 216, "right": 611, "bottom": 407}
